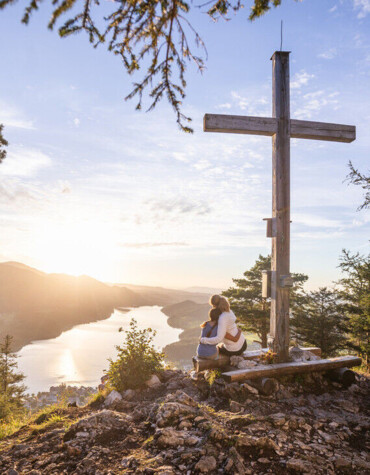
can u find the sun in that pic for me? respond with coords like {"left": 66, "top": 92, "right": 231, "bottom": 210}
{"left": 30, "top": 220, "right": 119, "bottom": 280}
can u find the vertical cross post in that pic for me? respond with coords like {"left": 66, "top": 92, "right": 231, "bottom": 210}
{"left": 270, "top": 51, "right": 291, "bottom": 362}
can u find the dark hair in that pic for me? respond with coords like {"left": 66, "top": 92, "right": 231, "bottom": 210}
{"left": 200, "top": 307, "right": 222, "bottom": 328}
{"left": 209, "top": 307, "right": 222, "bottom": 322}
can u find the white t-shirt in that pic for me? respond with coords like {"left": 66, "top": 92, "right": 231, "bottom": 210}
{"left": 200, "top": 310, "right": 245, "bottom": 352}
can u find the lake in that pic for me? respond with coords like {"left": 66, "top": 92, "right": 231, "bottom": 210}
{"left": 17, "top": 306, "right": 182, "bottom": 394}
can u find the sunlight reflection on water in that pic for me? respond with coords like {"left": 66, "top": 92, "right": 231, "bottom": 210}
{"left": 17, "top": 306, "right": 181, "bottom": 393}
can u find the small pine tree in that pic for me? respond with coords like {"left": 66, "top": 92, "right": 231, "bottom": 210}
{"left": 223, "top": 255, "right": 308, "bottom": 348}
{"left": 107, "top": 319, "right": 165, "bottom": 392}
{"left": 0, "top": 335, "right": 27, "bottom": 420}
{"left": 336, "top": 249, "right": 370, "bottom": 366}
{"left": 291, "top": 287, "right": 348, "bottom": 358}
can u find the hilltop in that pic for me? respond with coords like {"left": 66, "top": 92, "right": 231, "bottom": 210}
{"left": 0, "top": 369, "right": 369, "bottom": 474}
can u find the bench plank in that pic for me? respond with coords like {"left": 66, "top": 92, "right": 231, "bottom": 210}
{"left": 222, "top": 356, "right": 362, "bottom": 383}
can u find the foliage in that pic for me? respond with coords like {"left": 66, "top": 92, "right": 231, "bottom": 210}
{"left": 0, "top": 413, "right": 28, "bottom": 440}
{"left": 223, "top": 254, "right": 308, "bottom": 348}
{"left": 107, "top": 318, "right": 165, "bottom": 391}
{"left": 0, "top": 124, "right": 7, "bottom": 163}
{"left": 259, "top": 349, "right": 276, "bottom": 364}
{"left": 0, "top": 0, "right": 291, "bottom": 132}
{"left": 336, "top": 249, "right": 370, "bottom": 366}
{"left": 291, "top": 287, "right": 349, "bottom": 358}
{"left": 205, "top": 368, "right": 222, "bottom": 386}
{"left": 0, "top": 335, "right": 27, "bottom": 421}
{"left": 345, "top": 161, "right": 370, "bottom": 211}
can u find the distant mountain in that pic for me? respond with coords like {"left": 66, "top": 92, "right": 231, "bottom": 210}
{"left": 115, "top": 284, "right": 211, "bottom": 306}
{"left": 184, "top": 286, "right": 223, "bottom": 295}
{"left": 0, "top": 262, "right": 146, "bottom": 351}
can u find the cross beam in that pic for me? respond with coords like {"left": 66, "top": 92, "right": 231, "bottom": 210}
{"left": 203, "top": 52, "right": 356, "bottom": 363}
{"left": 204, "top": 114, "right": 356, "bottom": 143}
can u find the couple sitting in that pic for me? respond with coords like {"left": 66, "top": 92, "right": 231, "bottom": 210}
{"left": 197, "top": 294, "right": 247, "bottom": 359}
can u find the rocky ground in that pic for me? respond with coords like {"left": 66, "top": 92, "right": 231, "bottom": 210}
{"left": 0, "top": 369, "right": 369, "bottom": 474}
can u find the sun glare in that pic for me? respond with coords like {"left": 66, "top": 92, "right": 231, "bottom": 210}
{"left": 31, "top": 221, "right": 119, "bottom": 280}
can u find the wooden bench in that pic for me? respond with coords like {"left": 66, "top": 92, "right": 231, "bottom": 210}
{"left": 193, "top": 347, "right": 322, "bottom": 372}
{"left": 222, "top": 355, "right": 362, "bottom": 383}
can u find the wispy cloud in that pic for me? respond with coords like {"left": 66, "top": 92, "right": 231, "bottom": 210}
{"left": 148, "top": 197, "right": 212, "bottom": 218}
{"left": 0, "top": 100, "right": 35, "bottom": 130}
{"left": 0, "top": 146, "right": 52, "bottom": 177}
{"left": 353, "top": 0, "right": 370, "bottom": 18}
{"left": 318, "top": 48, "right": 337, "bottom": 60}
{"left": 290, "top": 70, "right": 315, "bottom": 90}
{"left": 119, "top": 241, "right": 188, "bottom": 248}
{"left": 293, "top": 90, "right": 340, "bottom": 120}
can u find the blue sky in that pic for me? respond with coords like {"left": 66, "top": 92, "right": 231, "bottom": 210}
{"left": 0, "top": 0, "right": 369, "bottom": 289}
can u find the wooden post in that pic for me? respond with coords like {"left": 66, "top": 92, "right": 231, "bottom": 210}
{"left": 270, "top": 52, "right": 291, "bottom": 363}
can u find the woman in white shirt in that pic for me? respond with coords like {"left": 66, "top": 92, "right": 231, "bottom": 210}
{"left": 200, "top": 295, "right": 246, "bottom": 356}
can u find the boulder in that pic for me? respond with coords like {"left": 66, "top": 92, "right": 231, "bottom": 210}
{"left": 104, "top": 390, "right": 122, "bottom": 407}
{"left": 286, "top": 458, "right": 311, "bottom": 473}
{"left": 146, "top": 374, "right": 162, "bottom": 388}
{"left": 195, "top": 456, "right": 217, "bottom": 473}
{"left": 122, "top": 389, "right": 136, "bottom": 401}
{"left": 156, "top": 428, "right": 200, "bottom": 448}
{"left": 64, "top": 410, "right": 132, "bottom": 443}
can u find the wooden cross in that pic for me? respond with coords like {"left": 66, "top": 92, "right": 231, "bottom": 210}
{"left": 204, "top": 51, "right": 356, "bottom": 363}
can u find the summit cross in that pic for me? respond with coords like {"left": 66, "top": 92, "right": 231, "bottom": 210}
{"left": 203, "top": 51, "right": 356, "bottom": 363}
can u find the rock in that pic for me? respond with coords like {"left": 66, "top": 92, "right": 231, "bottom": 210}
{"left": 7, "top": 470, "right": 19, "bottom": 475}
{"left": 286, "top": 458, "right": 311, "bottom": 473}
{"left": 352, "top": 457, "right": 370, "bottom": 470}
{"left": 64, "top": 410, "right": 132, "bottom": 443}
{"left": 237, "top": 435, "right": 279, "bottom": 453}
{"left": 156, "top": 428, "right": 200, "bottom": 448}
{"left": 237, "top": 360, "right": 258, "bottom": 370}
{"left": 178, "top": 420, "right": 193, "bottom": 430}
{"left": 146, "top": 374, "right": 162, "bottom": 388}
{"left": 104, "top": 390, "right": 122, "bottom": 407}
{"left": 240, "top": 383, "right": 259, "bottom": 395}
{"left": 230, "top": 400, "right": 243, "bottom": 413}
{"left": 334, "top": 456, "right": 351, "bottom": 470}
{"left": 195, "top": 456, "right": 217, "bottom": 473}
{"left": 122, "top": 389, "right": 136, "bottom": 401}
{"left": 156, "top": 391, "right": 198, "bottom": 427}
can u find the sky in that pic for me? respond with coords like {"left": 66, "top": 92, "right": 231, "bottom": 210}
{"left": 0, "top": 0, "right": 369, "bottom": 290}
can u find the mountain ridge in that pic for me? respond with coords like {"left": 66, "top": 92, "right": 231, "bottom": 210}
{"left": 0, "top": 261, "right": 211, "bottom": 352}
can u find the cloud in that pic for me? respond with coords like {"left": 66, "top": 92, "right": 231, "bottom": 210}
{"left": 0, "top": 146, "right": 52, "bottom": 177}
{"left": 291, "top": 70, "right": 315, "bottom": 90}
{"left": 216, "top": 103, "right": 232, "bottom": 110}
{"left": 293, "top": 90, "right": 340, "bottom": 120}
{"left": 0, "top": 100, "right": 35, "bottom": 130}
{"left": 229, "top": 91, "right": 270, "bottom": 115}
{"left": 148, "top": 197, "right": 212, "bottom": 217}
{"left": 73, "top": 118, "right": 80, "bottom": 127}
{"left": 0, "top": 180, "right": 38, "bottom": 203}
{"left": 119, "top": 242, "right": 188, "bottom": 248}
{"left": 318, "top": 48, "right": 337, "bottom": 60}
{"left": 353, "top": 0, "right": 370, "bottom": 18}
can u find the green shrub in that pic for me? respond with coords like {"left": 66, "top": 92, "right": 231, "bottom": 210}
{"left": 205, "top": 369, "right": 222, "bottom": 386}
{"left": 107, "top": 318, "right": 165, "bottom": 392}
